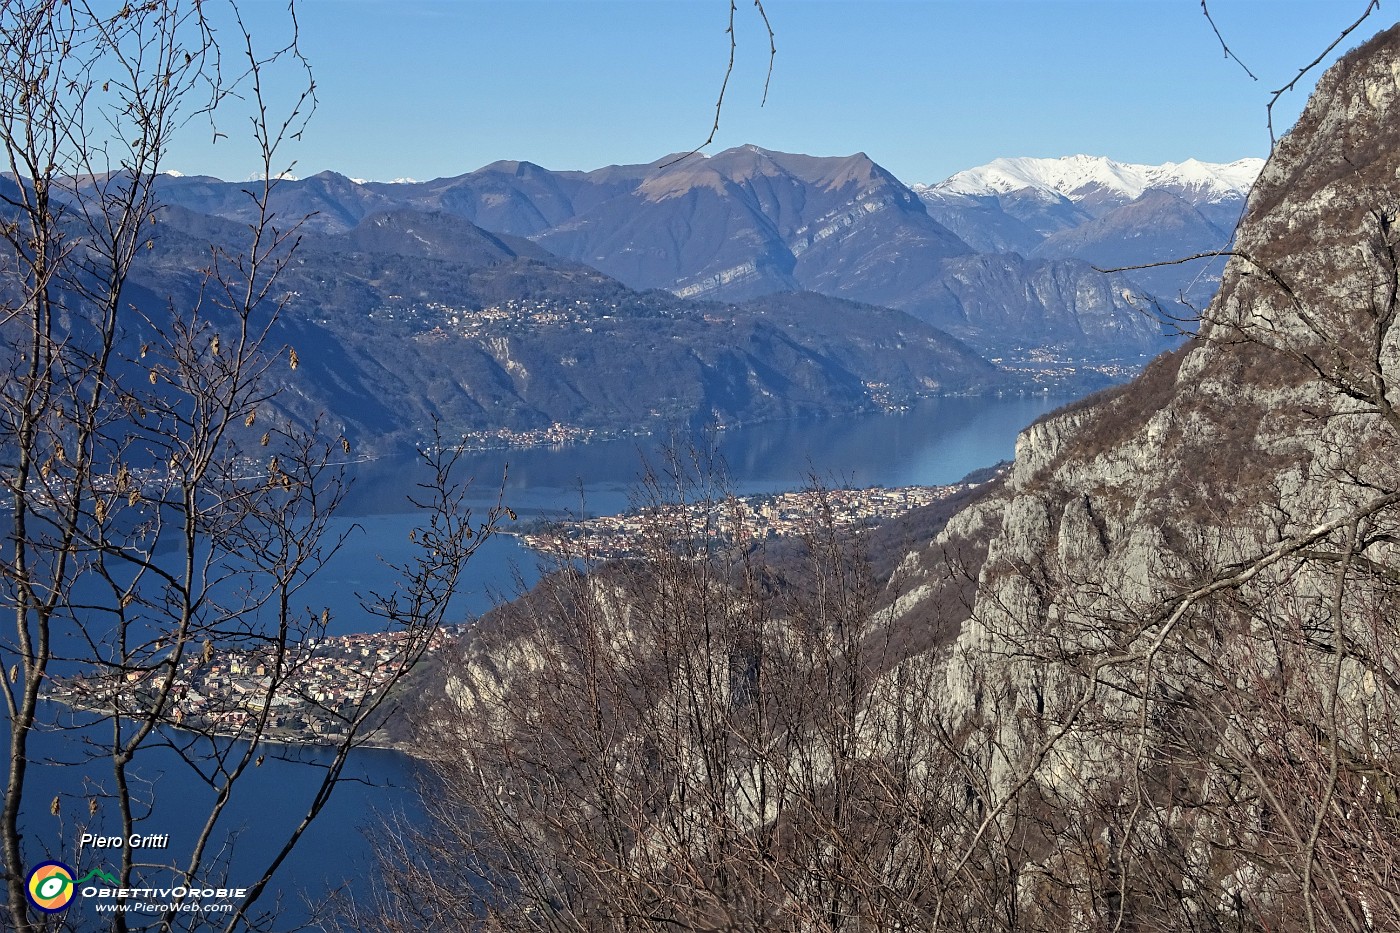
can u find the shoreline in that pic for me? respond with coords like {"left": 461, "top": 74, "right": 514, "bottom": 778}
{"left": 38, "top": 472, "right": 1015, "bottom": 761}
{"left": 39, "top": 694, "right": 425, "bottom": 760}
{"left": 389, "top": 373, "right": 1117, "bottom": 460}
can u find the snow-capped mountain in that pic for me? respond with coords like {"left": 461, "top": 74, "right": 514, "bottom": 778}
{"left": 913, "top": 155, "right": 1265, "bottom": 312}
{"left": 923, "top": 154, "right": 1264, "bottom": 207}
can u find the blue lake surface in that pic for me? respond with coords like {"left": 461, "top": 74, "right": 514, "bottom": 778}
{"left": 16, "top": 392, "right": 1070, "bottom": 925}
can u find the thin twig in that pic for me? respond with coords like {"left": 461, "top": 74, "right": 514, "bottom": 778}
{"left": 754, "top": 0, "right": 775, "bottom": 107}
{"left": 1093, "top": 249, "right": 1239, "bottom": 275}
{"left": 1266, "top": 0, "right": 1380, "bottom": 145}
{"left": 662, "top": 0, "right": 777, "bottom": 168}
{"left": 1200, "top": 1, "right": 1258, "bottom": 81}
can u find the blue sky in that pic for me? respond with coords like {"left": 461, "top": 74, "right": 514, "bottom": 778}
{"left": 167, "top": 0, "right": 1390, "bottom": 184}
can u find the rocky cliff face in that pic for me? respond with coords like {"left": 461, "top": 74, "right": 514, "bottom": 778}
{"left": 884, "top": 22, "right": 1400, "bottom": 925}
{"left": 922, "top": 16, "right": 1400, "bottom": 750}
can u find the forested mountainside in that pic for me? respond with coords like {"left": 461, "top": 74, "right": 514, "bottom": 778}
{"left": 399, "top": 24, "right": 1400, "bottom": 931}
{"left": 149, "top": 147, "right": 1245, "bottom": 362}
{"left": 124, "top": 204, "right": 1006, "bottom": 452}
{"left": 117, "top": 145, "right": 1268, "bottom": 456}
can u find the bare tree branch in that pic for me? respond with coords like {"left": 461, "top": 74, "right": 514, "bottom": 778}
{"left": 1200, "top": 0, "right": 1259, "bottom": 81}
{"left": 662, "top": 0, "right": 776, "bottom": 169}
{"left": 1266, "top": 0, "right": 1381, "bottom": 144}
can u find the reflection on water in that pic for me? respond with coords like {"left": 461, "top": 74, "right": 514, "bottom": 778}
{"left": 348, "top": 394, "right": 1064, "bottom": 517}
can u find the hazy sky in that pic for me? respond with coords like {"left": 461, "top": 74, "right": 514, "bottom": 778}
{"left": 165, "top": 0, "right": 1388, "bottom": 183}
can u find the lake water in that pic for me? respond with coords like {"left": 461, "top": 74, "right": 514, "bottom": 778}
{"left": 18, "top": 392, "right": 1069, "bottom": 924}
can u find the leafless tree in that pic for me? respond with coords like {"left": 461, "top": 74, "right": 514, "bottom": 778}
{"left": 382, "top": 138, "right": 1400, "bottom": 933}
{"left": 371, "top": 452, "right": 1009, "bottom": 933}
{"left": 364, "top": 14, "right": 1400, "bottom": 933}
{"left": 0, "top": 2, "right": 501, "bottom": 930}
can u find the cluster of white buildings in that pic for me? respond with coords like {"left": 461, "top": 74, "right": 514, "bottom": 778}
{"left": 518, "top": 482, "right": 978, "bottom": 559}
{"left": 49, "top": 630, "right": 450, "bottom": 744}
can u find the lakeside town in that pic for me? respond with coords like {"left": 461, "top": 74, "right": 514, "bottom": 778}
{"left": 43, "top": 476, "right": 994, "bottom": 746}
{"left": 989, "top": 350, "right": 1148, "bottom": 387}
{"left": 512, "top": 478, "right": 989, "bottom": 559}
{"left": 44, "top": 630, "right": 452, "bottom": 748}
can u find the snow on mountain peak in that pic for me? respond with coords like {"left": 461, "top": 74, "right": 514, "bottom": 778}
{"left": 927, "top": 155, "right": 1264, "bottom": 204}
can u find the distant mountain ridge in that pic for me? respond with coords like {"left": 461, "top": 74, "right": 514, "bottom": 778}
{"left": 124, "top": 200, "right": 1007, "bottom": 452}
{"left": 923, "top": 154, "right": 1263, "bottom": 210}
{"left": 915, "top": 154, "right": 1263, "bottom": 311}
{"left": 95, "top": 145, "right": 1272, "bottom": 450}
{"left": 153, "top": 145, "right": 1229, "bottom": 360}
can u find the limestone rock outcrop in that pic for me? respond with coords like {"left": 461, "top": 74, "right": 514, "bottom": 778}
{"left": 888, "top": 23, "right": 1400, "bottom": 925}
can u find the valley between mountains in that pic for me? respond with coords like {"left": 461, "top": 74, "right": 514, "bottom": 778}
{"left": 10, "top": 1, "right": 1397, "bottom": 929}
